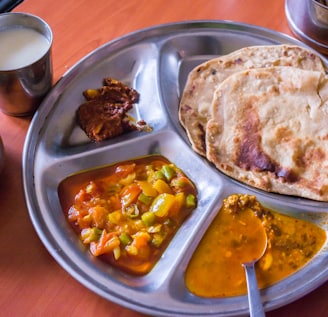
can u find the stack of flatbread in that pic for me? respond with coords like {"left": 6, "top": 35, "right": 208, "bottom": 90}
{"left": 179, "top": 44, "right": 328, "bottom": 201}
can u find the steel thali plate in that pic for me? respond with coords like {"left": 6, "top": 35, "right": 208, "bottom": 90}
{"left": 23, "top": 21, "right": 328, "bottom": 316}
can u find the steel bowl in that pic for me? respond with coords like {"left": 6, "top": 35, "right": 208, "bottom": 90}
{"left": 286, "top": 0, "right": 328, "bottom": 54}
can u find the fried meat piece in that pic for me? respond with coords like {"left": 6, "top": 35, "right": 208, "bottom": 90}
{"left": 76, "top": 78, "right": 149, "bottom": 142}
{"left": 83, "top": 78, "right": 139, "bottom": 104}
{"left": 77, "top": 101, "right": 134, "bottom": 142}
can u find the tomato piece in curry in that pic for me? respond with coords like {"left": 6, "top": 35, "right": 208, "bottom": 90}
{"left": 185, "top": 194, "right": 327, "bottom": 297}
{"left": 58, "top": 155, "right": 197, "bottom": 275}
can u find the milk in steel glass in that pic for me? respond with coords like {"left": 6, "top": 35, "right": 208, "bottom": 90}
{"left": 0, "top": 28, "right": 50, "bottom": 71}
{"left": 0, "top": 13, "right": 53, "bottom": 116}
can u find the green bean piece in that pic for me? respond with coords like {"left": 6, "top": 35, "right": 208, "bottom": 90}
{"left": 186, "top": 194, "right": 196, "bottom": 208}
{"left": 161, "top": 164, "right": 176, "bottom": 181}
{"left": 119, "top": 232, "right": 132, "bottom": 245}
{"left": 138, "top": 192, "right": 153, "bottom": 205}
{"left": 154, "top": 170, "right": 165, "bottom": 180}
{"left": 141, "top": 211, "right": 156, "bottom": 226}
{"left": 171, "top": 178, "right": 186, "bottom": 189}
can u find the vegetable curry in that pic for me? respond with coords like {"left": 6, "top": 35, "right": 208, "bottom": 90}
{"left": 185, "top": 194, "right": 327, "bottom": 297}
{"left": 58, "top": 155, "right": 197, "bottom": 275}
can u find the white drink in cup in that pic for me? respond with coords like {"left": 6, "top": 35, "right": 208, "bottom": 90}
{"left": 0, "top": 13, "right": 53, "bottom": 116}
{"left": 0, "top": 27, "right": 50, "bottom": 70}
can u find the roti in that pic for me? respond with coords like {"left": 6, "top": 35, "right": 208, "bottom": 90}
{"left": 179, "top": 45, "right": 326, "bottom": 156}
{"left": 206, "top": 67, "right": 328, "bottom": 201}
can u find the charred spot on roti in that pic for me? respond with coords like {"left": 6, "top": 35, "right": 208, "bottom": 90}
{"left": 196, "top": 66, "right": 202, "bottom": 72}
{"left": 276, "top": 168, "right": 299, "bottom": 183}
{"left": 181, "top": 104, "right": 192, "bottom": 112}
{"left": 189, "top": 85, "right": 197, "bottom": 96}
{"left": 233, "top": 57, "right": 243, "bottom": 65}
{"left": 223, "top": 57, "right": 244, "bottom": 69}
{"left": 197, "top": 123, "right": 206, "bottom": 154}
{"left": 275, "top": 126, "right": 294, "bottom": 143}
{"left": 236, "top": 109, "right": 299, "bottom": 183}
{"left": 295, "top": 142, "right": 326, "bottom": 168}
{"left": 237, "top": 129, "right": 275, "bottom": 173}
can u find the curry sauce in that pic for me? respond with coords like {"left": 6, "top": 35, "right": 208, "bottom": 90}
{"left": 185, "top": 194, "right": 327, "bottom": 297}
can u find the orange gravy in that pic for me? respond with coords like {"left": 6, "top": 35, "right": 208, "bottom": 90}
{"left": 185, "top": 194, "right": 327, "bottom": 297}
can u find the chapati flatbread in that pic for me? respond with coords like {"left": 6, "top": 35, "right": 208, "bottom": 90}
{"left": 206, "top": 67, "right": 328, "bottom": 201}
{"left": 179, "top": 45, "right": 326, "bottom": 156}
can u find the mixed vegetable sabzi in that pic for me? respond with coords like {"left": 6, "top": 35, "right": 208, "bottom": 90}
{"left": 60, "top": 155, "right": 197, "bottom": 275}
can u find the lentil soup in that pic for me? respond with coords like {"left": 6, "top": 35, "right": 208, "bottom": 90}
{"left": 185, "top": 194, "right": 327, "bottom": 297}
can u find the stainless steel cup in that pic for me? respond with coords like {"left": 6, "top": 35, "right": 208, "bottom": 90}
{"left": 0, "top": 12, "right": 53, "bottom": 117}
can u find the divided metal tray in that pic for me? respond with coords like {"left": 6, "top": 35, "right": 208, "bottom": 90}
{"left": 23, "top": 21, "right": 328, "bottom": 316}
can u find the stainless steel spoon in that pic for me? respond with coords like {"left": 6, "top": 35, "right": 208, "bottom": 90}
{"left": 241, "top": 218, "right": 267, "bottom": 317}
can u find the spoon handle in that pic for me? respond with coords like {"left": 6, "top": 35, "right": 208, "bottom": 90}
{"left": 243, "top": 263, "right": 266, "bottom": 317}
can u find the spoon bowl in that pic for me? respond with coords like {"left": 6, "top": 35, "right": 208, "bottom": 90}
{"left": 239, "top": 208, "right": 268, "bottom": 317}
